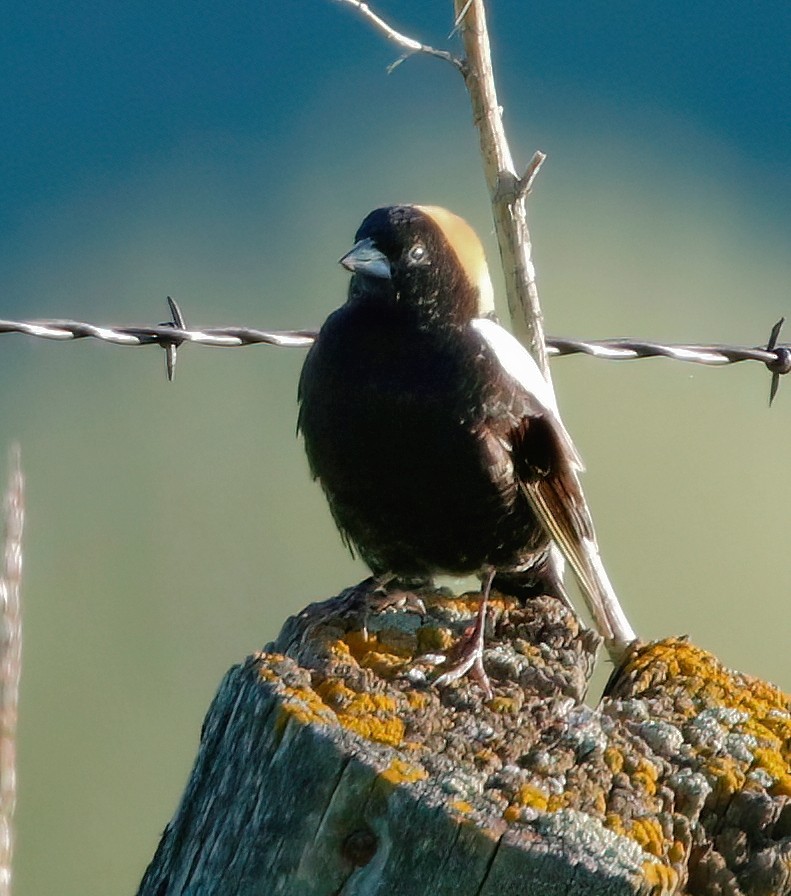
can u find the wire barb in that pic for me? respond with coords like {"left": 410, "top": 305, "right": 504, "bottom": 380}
{"left": 764, "top": 318, "right": 789, "bottom": 406}
{"left": 159, "top": 297, "right": 187, "bottom": 382}
{"left": 0, "top": 305, "right": 789, "bottom": 401}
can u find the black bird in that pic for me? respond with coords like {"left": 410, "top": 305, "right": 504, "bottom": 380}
{"left": 298, "top": 205, "right": 633, "bottom": 694}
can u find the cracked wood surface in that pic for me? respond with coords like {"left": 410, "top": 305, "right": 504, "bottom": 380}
{"left": 137, "top": 586, "right": 791, "bottom": 896}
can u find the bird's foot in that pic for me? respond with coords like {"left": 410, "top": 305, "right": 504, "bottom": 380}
{"left": 354, "top": 575, "right": 427, "bottom": 638}
{"left": 369, "top": 585, "right": 427, "bottom": 616}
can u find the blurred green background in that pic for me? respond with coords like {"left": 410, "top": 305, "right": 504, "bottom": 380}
{"left": 1, "top": 2, "right": 790, "bottom": 892}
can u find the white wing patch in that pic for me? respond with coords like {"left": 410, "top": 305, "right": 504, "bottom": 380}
{"left": 471, "top": 317, "right": 584, "bottom": 471}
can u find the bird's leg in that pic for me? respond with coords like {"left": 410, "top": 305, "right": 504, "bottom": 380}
{"left": 433, "top": 567, "right": 496, "bottom": 700}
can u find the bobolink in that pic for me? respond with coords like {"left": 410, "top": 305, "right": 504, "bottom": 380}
{"left": 298, "top": 205, "right": 633, "bottom": 694}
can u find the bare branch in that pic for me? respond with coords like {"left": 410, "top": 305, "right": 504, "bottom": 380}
{"left": 450, "top": 1, "right": 643, "bottom": 651}
{"left": 0, "top": 446, "right": 23, "bottom": 896}
{"left": 454, "top": 0, "right": 551, "bottom": 380}
{"left": 335, "top": 0, "right": 465, "bottom": 73}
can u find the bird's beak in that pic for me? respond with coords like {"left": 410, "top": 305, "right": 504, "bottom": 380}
{"left": 338, "top": 238, "right": 392, "bottom": 279}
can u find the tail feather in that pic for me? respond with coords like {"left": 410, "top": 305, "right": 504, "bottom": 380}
{"left": 521, "top": 475, "right": 636, "bottom": 653}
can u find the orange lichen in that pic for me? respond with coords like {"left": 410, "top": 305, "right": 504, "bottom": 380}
{"left": 603, "top": 746, "right": 624, "bottom": 775}
{"left": 545, "top": 792, "right": 569, "bottom": 812}
{"left": 358, "top": 651, "right": 409, "bottom": 678}
{"left": 605, "top": 813, "right": 626, "bottom": 837}
{"left": 416, "top": 625, "right": 454, "bottom": 652}
{"left": 667, "top": 840, "right": 687, "bottom": 864}
{"left": 640, "top": 860, "right": 679, "bottom": 895}
{"left": 632, "top": 758, "right": 660, "bottom": 797}
{"left": 707, "top": 756, "right": 747, "bottom": 810}
{"left": 315, "top": 679, "right": 355, "bottom": 708}
{"left": 450, "top": 800, "right": 474, "bottom": 815}
{"left": 629, "top": 817, "right": 668, "bottom": 857}
{"left": 380, "top": 757, "right": 428, "bottom": 785}
{"left": 487, "top": 696, "right": 520, "bottom": 714}
{"left": 514, "top": 783, "right": 549, "bottom": 811}
{"left": 314, "top": 680, "right": 406, "bottom": 746}
{"left": 274, "top": 682, "right": 335, "bottom": 734}
{"left": 405, "top": 691, "right": 431, "bottom": 711}
{"left": 513, "top": 640, "right": 543, "bottom": 662}
{"left": 771, "top": 774, "right": 791, "bottom": 797}
{"left": 593, "top": 790, "right": 607, "bottom": 817}
{"left": 473, "top": 748, "right": 498, "bottom": 766}
{"left": 502, "top": 805, "right": 521, "bottom": 824}
{"left": 752, "top": 746, "right": 788, "bottom": 782}
{"left": 343, "top": 630, "right": 377, "bottom": 661}
{"left": 338, "top": 712, "right": 405, "bottom": 746}
{"left": 326, "top": 637, "right": 355, "bottom": 661}
{"left": 623, "top": 640, "right": 790, "bottom": 731}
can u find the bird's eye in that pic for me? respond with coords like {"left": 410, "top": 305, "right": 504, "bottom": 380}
{"left": 408, "top": 243, "right": 427, "bottom": 264}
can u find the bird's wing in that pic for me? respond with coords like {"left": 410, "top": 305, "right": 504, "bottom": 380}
{"left": 472, "top": 318, "right": 635, "bottom": 647}
{"left": 470, "top": 318, "right": 583, "bottom": 470}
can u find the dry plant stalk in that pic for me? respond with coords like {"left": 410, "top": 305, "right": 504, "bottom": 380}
{"left": 0, "top": 447, "right": 23, "bottom": 896}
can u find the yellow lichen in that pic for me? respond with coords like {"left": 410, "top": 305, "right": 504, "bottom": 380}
{"left": 545, "top": 792, "right": 568, "bottom": 812}
{"left": 343, "top": 630, "right": 376, "bottom": 661}
{"left": 771, "top": 774, "right": 791, "bottom": 797}
{"left": 707, "top": 756, "right": 746, "bottom": 809}
{"left": 629, "top": 817, "right": 669, "bottom": 857}
{"left": 632, "top": 757, "right": 659, "bottom": 797}
{"left": 313, "top": 681, "right": 406, "bottom": 746}
{"left": 380, "top": 757, "right": 427, "bottom": 785}
{"left": 640, "top": 860, "right": 679, "bottom": 895}
{"left": 416, "top": 625, "right": 454, "bottom": 652}
{"left": 450, "top": 800, "right": 474, "bottom": 815}
{"left": 404, "top": 690, "right": 431, "bottom": 711}
{"left": 502, "top": 805, "right": 521, "bottom": 824}
{"left": 487, "top": 696, "right": 520, "bottom": 714}
{"left": 514, "top": 783, "right": 549, "bottom": 811}
{"left": 359, "top": 651, "right": 409, "bottom": 677}
{"left": 275, "top": 683, "right": 334, "bottom": 733}
{"left": 667, "top": 840, "right": 687, "bottom": 864}
{"left": 603, "top": 746, "right": 625, "bottom": 775}
{"left": 593, "top": 790, "right": 607, "bottom": 816}
{"left": 752, "top": 745, "right": 788, "bottom": 781}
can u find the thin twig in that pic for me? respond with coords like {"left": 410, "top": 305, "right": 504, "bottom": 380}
{"left": 0, "top": 446, "right": 23, "bottom": 896}
{"left": 334, "top": 0, "right": 465, "bottom": 72}
{"left": 517, "top": 151, "right": 547, "bottom": 202}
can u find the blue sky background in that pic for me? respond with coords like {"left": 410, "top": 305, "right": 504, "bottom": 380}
{"left": 1, "top": 3, "right": 790, "bottom": 893}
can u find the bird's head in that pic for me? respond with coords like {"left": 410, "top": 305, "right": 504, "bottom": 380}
{"left": 339, "top": 205, "right": 495, "bottom": 327}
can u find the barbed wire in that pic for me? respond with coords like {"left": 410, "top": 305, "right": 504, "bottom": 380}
{"left": 1, "top": 298, "right": 789, "bottom": 403}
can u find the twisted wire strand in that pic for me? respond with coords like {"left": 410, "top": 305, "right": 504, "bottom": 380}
{"left": 0, "top": 319, "right": 317, "bottom": 348}
{"left": 0, "top": 317, "right": 785, "bottom": 365}
{"left": 545, "top": 337, "right": 780, "bottom": 366}
{"left": 1, "top": 305, "right": 788, "bottom": 400}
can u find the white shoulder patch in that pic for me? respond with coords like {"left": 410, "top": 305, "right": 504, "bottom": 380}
{"left": 471, "top": 318, "right": 558, "bottom": 412}
{"left": 471, "top": 317, "right": 584, "bottom": 470}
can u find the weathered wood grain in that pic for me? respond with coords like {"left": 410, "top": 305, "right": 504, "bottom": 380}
{"left": 138, "top": 585, "right": 791, "bottom": 895}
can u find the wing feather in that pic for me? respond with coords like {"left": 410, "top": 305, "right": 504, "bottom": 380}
{"left": 473, "top": 317, "right": 635, "bottom": 647}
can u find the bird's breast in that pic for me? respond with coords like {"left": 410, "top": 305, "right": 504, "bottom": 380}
{"left": 297, "top": 309, "right": 543, "bottom": 575}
